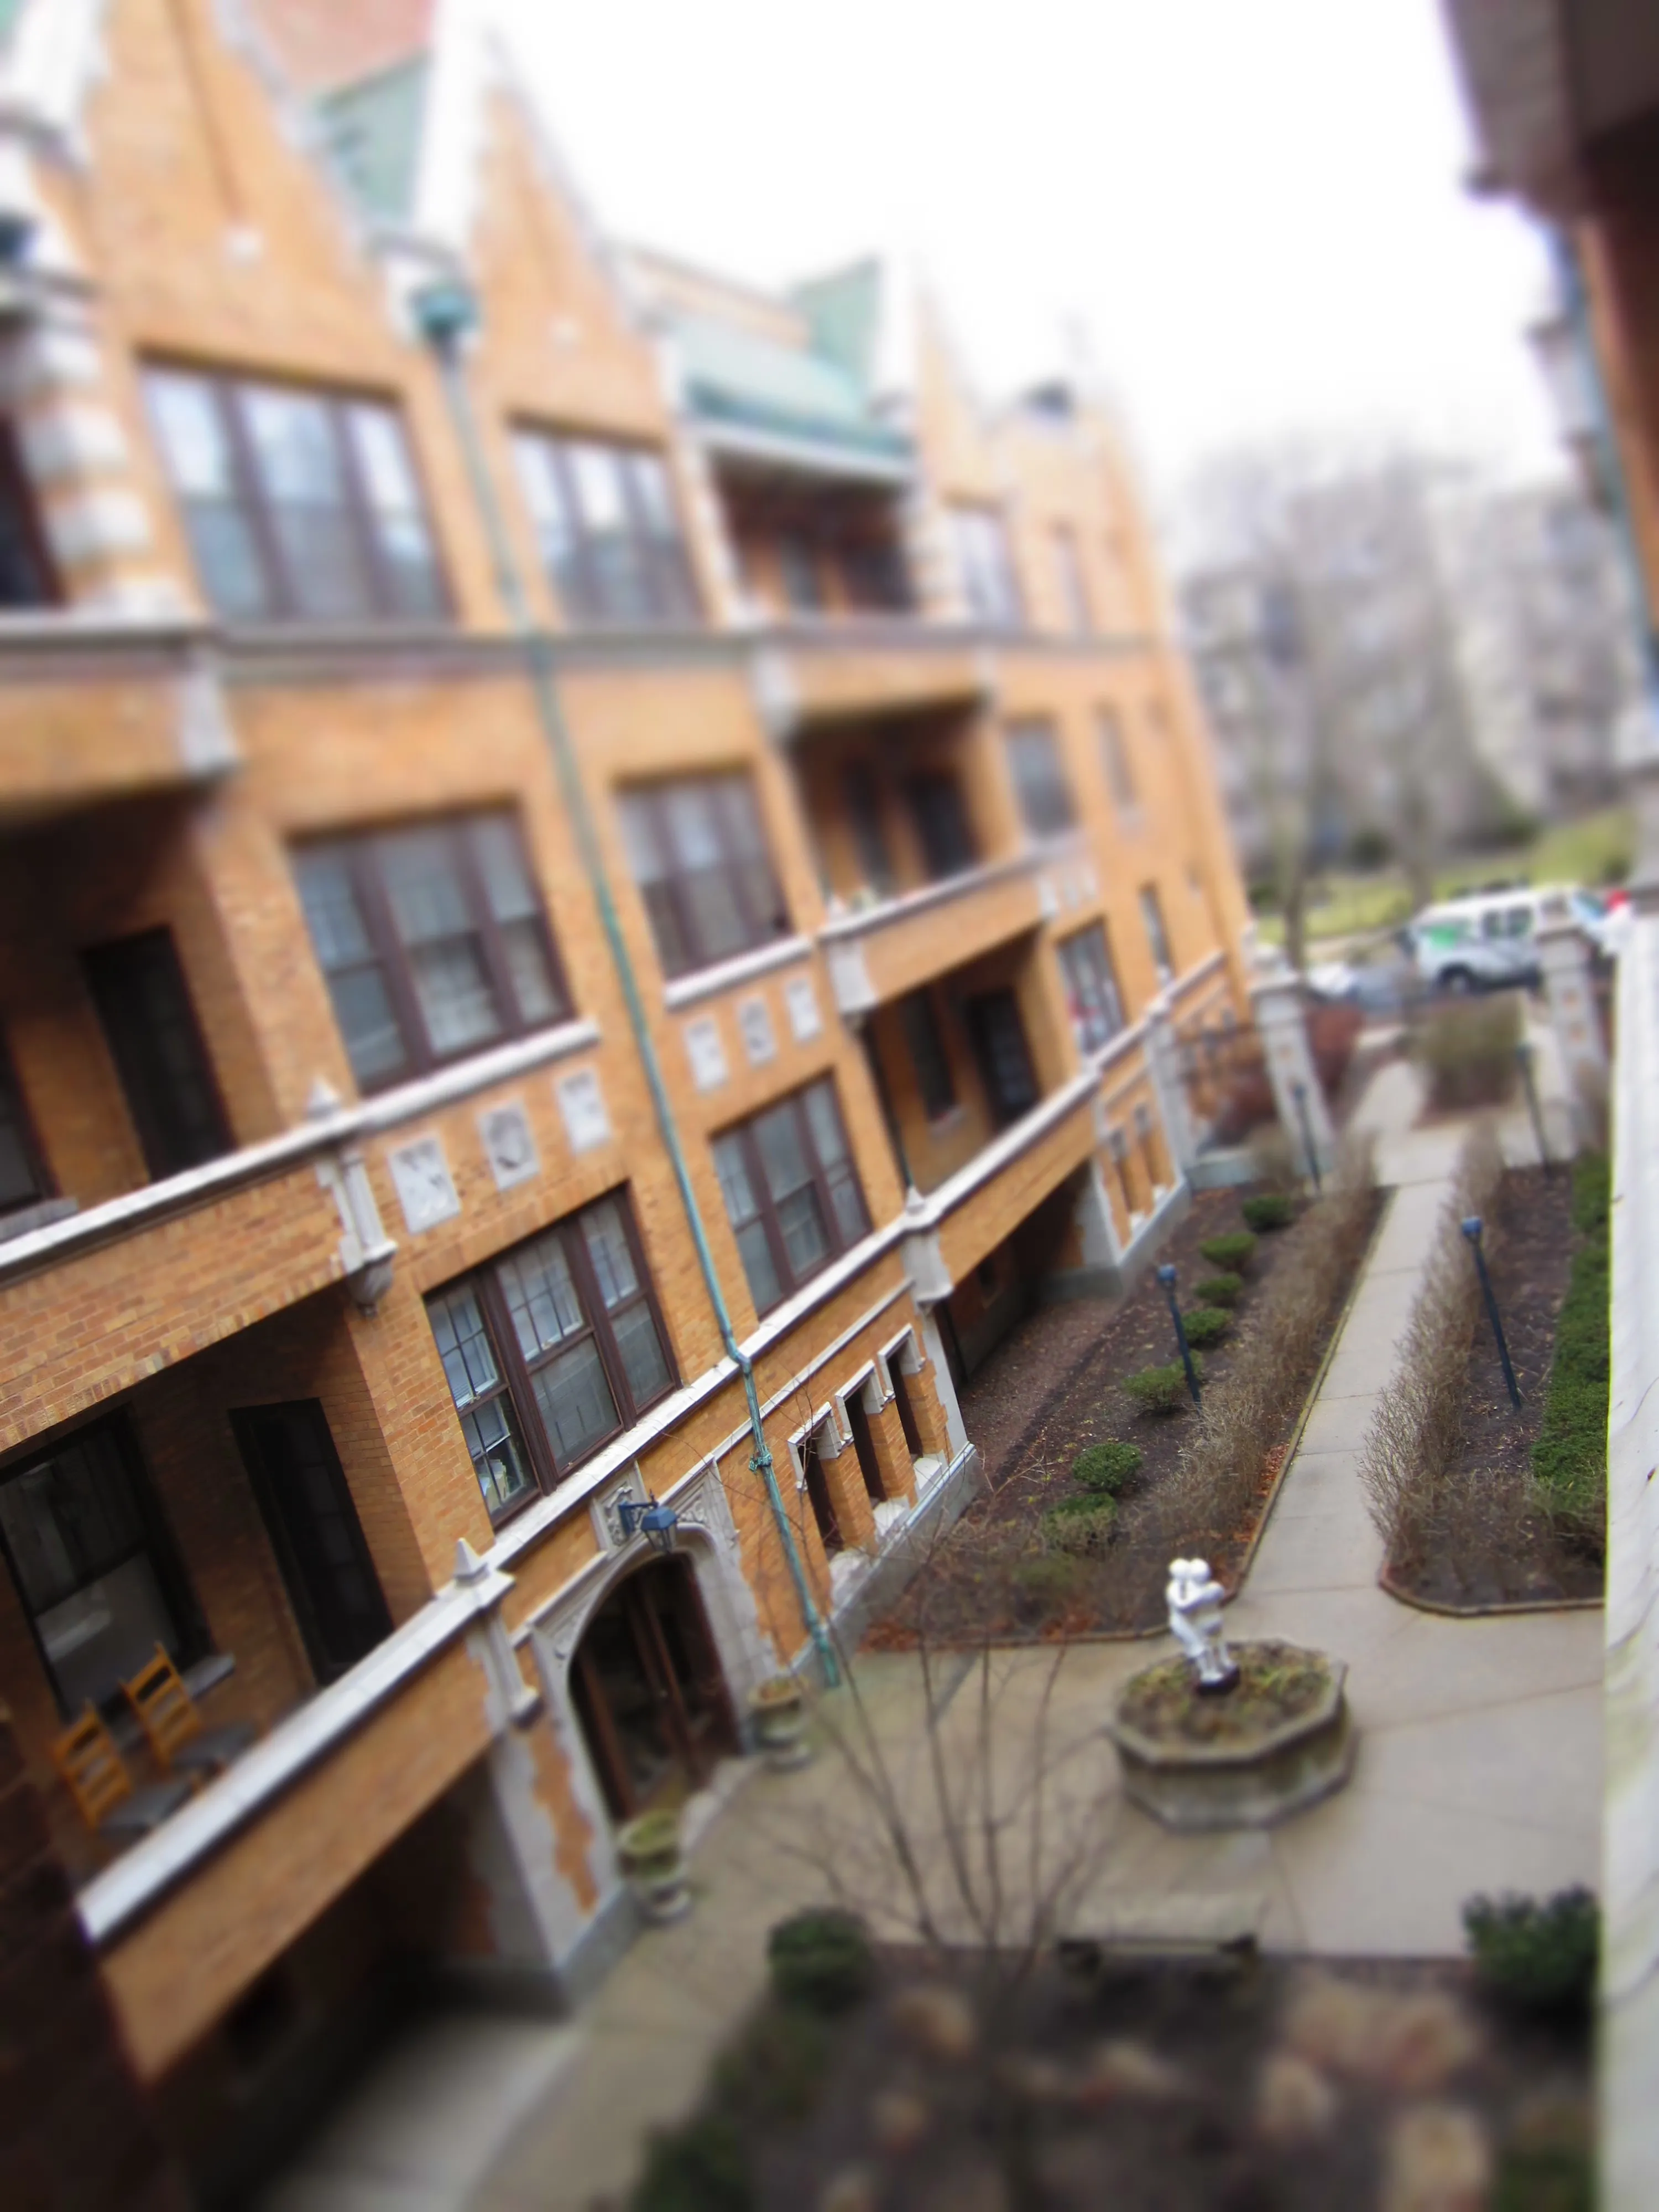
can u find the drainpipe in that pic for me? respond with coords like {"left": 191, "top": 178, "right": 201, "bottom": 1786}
{"left": 414, "top": 280, "right": 839, "bottom": 1688}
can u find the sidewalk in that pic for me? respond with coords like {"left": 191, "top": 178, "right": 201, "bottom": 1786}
{"left": 273, "top": 1044, "right": 1604, "bottom": 2210}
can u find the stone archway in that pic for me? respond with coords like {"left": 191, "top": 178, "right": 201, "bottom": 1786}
{"left": 567, "top": 1553, "right": 739, "bottom": 1823}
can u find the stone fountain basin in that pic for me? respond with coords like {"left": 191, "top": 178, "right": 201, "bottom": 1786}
{"left": 1105, "top": 1640, "right": 1355, "bottom": 1832}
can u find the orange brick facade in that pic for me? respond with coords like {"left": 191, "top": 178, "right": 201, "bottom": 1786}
{"left": 0, "top": 0, "right": 1250, "bottom": 2169}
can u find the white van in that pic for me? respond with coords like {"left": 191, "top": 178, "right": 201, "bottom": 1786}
{"left": 1406, "top": 885, "right": 1611, "bottom": 992}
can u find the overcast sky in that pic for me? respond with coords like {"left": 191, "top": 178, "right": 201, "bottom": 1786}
{"left": 503, "top": 0, "right": 1559, "bottom": 514}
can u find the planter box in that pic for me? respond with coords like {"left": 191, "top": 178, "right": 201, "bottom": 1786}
{"left": 1105, "top": 1652, "right": 1354, "bottom": 1832}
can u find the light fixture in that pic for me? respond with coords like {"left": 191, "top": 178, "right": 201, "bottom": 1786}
{"left": 617, "top": 1491, "right": 679, "bottom": 1555}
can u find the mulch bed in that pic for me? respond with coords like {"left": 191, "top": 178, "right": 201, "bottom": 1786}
{"left": 651, "top": 1949, "right": 1592, "bottom": 2212}
{"left": 1392, "top": 1164, "right": 1602, "bottom": 1609}
{"left": 866, "top": 1187, "right": 1374, "bottom": 1647}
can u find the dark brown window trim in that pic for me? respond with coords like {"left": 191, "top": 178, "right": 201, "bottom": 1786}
{"left": 431, "top": 1192, "right": 679, "bottom": 1528}
{"left": 1004, "top": 719, "right": 1077, "bottom": 838}
{"left": 144, "top": 360, "right": 453, "bottom": 627}
{"left": 713, "top": 1078, "right": 869, "bottom": 1318}
{"left": 295, "top": 812, "right": 573, "bottom": 1094}
{"left": 618, "top": 773, "right": 791, "bottom": 982}
{"left": 513, "top": 424, "right": 702, "bottom": 630}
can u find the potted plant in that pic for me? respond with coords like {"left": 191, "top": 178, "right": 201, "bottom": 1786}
{"left": 749, "top": 1672, "right": 812, "bottom": 1770}
{"left": 615, "top": 1807, "right": 691, "bottom": 1923}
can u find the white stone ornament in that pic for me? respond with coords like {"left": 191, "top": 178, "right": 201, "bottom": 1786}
{"left": 478, "top": 1100, "right": 539, "bottom": 1191}
{"left": 556, "top": 1067, "right": 611, "bottom": 1154}
{"left": 737, "top": 994, "right": 776, "bottom": 1066}
{"left": 388, "top": 1135, "right": 461, "bottom": 1233}
{"left": 1166, "top": 1557, "right": 1239, "bottom": 1694}
{"left": 684, "top": 1015, "right": 728, "bottom": 1092}
{"left": 784, "top": 974, "right": 822, "bottom": 1042}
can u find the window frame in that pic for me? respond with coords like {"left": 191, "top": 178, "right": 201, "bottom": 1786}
{"left": 82, "top": 927, "right": 234, "bottom": 1182}
{"left": 617, "top": 771, "right": 791, "bottom": 982}
{"left": 0, "top": 1030, "right": 52, "bottom": 1218}
{"left": 427, "top": 1192, "right": 679, "bottom": 1527}
{"left": 898, "top": 989, "right": 958, "bottom": 1121}
{"left": 713, "top": 1078, "right": 870, "bottom": 1317}
{"left": 143, "top": 363, "right": 451, "bottom": 627}
{"left": 1004, "top": 719, "right": 1077, "bottom": 839}
{"left": 295, "top": 811, "right": 573, "bottom": 1094}
{"left": 513, "top": 425, "right": 701, "bottom": 629}
{"left": 0, "top": 1413, "right": 206, "bottom": 1718}
{"left": 902, "top": 770, "right": 979, "bottom": 881}
{"left": 1056, "top": 922, "right": 1125, "bottom": 1055}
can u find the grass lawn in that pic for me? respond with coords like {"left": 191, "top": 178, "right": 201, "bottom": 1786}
{"left": 1252, "top": 805, "right": 1633, "bottom": 947}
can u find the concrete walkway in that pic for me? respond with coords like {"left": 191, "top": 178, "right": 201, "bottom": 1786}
{"left": 271, "top": 1041, "right": 1604, "bottom": 2210}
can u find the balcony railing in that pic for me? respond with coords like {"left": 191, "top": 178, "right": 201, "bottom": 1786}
{"left": 817, "top": 848, "right": 1057, "bottom": 1014}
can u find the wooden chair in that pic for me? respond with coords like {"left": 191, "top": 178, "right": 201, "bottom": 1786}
{"left": 50, "top": 1706, "right": 193, "bottom": 1838}
{"left": 123, "top": 1646, "right": 256, "bottom": 1777}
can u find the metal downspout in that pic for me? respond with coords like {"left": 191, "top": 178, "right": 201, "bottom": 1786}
{"left": 419, "top": 296, "right": 840, "bottom": 1687}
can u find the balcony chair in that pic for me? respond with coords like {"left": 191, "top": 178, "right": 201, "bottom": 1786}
{"left": 122, "top": 1645, "right": 257, "bottom": 1778}
{"left": 50, "top": 1706, "right": 194, "bottom": 1839}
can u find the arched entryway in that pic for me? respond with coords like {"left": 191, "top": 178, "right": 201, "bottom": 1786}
{"left": 570, "top": 1555, "right": 738, "bottom": 1822}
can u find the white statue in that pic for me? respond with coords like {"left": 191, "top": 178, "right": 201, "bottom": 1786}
{"left": 1166, "top": 1557, "right": 1239, "bottom": 1694}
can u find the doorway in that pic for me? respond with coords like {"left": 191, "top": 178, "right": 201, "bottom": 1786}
{"left": 570, "top": 1557, "right": 737, "bottom": 1822}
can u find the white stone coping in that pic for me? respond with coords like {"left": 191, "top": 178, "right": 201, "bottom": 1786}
{"left": 77, "top": 1553, "right": 518, "bottom": 1948}
{"left": 661, "top": 935, "right": 813, "bottom": 1011}
{"left": 1169, "top": 948, "right": 1229, "bottom": 1000}
{"left": 0, "top": 608, "right": 212, "bottom": 661}
{"left": 1602, "top": 911, "right": 1659, "bottom": 2207}
{"left": 1089, "top": 1019, "right": 1149, "bottom": 1078}
{"left": 0, "top": 1016, "right": 601, "bottom": 1288}
{"left": 816, "top": 848, "right": 1047, "bottom": 948}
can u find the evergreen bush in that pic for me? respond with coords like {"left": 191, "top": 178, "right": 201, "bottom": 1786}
{"left": 766, "top": 1908, "right": 875, "bottom": 2013}
{"left": 1040, "top": 1494, "right": 1117, "bottom": 1555}
{"left": 1194, "top": 1271, "right": 1243, "bottom": 1307}
{"left": 1463, "top": 1887, "right": 1599, "bottom": 2012}
{"left": 1122, "top": 1359, "right": 1201, "bottom": 1415}
{"left": 1198, "top": 1230, "right": 1258, "bottom": 1272}
{"left": 1180, "top": 1306, "right": 1230, "bottom": 1349}
{"left": 1241, "top": 1192, "right": 1295, "bottom": 1232}
{"left": 1072, "top": 1439, "right": 1142, "bottom": 1494}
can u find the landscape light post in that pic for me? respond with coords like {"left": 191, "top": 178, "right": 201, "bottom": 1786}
{"left": 1157, "top": 1263, "right": 1203, "bottom": 1408}
{"left": 1462, "top": 1215, "right": 1522, "bottom": 1412}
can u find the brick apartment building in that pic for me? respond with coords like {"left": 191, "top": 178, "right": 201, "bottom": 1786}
{"left": 0, "top": 0, "right": 1248, "bottom": 2187}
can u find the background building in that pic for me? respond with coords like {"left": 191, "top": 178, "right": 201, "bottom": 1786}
{"left": 0, "top": 0, "right": 1248, "bottom": 2195}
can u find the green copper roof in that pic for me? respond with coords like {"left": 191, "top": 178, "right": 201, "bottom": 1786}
{"left": 316, "top": 56, "right": 429, "bottom": 225}
{"left": 791, "top": 262, "right": 883, "bottom": 392}
{"left": 675, "top": 313, "right": 909, "bottom": 466}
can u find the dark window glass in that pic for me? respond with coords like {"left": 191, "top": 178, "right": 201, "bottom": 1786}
{"left": 0, "top": 424, "right": 56, "bottom": 609}
{"left": 230, "top": 1401, "right": 392, "bottom": 1684}
{"left": 294, "top": 813, "right": 570, "bottom": 1093}
{"left": 899, "top": 990, "right": 957, "bottom": 1119}
{"left": 712, "top": 1078, "right": 868, "bottom": 1316}
{"left": 837, "top": 537, "right": 911, "bottom": 613}
{"left": 1098, "top": 708, "right": 1138, "bottom": 810}
{"left": 144, "top": 367, "right": 447, "bottom": 625}
{"left": 966, "top": 988, "right": 1040, "bottom": 1128}
{"left": 514, "top": 431, "right": 700, "bottom": 627}
{"left": 1140, "top": 884, "right": 1175, "bottom": 985}
{"left": 1005, "top": 721, "right": 1076, "bottom": 838}
{"left": 951, "top": 504, "right": 1023, "bottom": 627}
{"left": 842, "top": 763, "right": 894, "bottom": 896}
{"left": 800, "top": 1431, "right": 843, "bottom": 1555}
{"left": 903, "top": 772, "right": 977, "bottom": 881}
{"left": 617, "top": 774, "right": 789, "bottom": 980}
{"left": 427, "top": 1192, "right": 676, "bottom": 1522}
{"left": 0, "top": 1035, "right": 50, "bottom": 1215}
{"left": 0, "top": 1416, "right": 201, "bottom": 1715}
{"left": 82, "top": 929, "right": 232, "bottom": 1181}
{"left": 1057, "top": 924, "right": 1125, "bottom": 1054}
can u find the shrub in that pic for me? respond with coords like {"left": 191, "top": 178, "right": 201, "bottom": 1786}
{"left": 1463, "top": 1887, "right": 1599, "bottom": 2012}
{"left": 1011, "top": 1554, "right": 1086, "bottom": 1610}
{"left": 1073, "top": 1439, "right": 1142, "bottom": 1494}
{"left": 1041, "top": 1494, "right": 1117, "bottom": 1555}
{"left": 632, "top": 2113, "right": 752, "bottom": 2212}
{"left": 1180, "top": 1306, "right": 1230, "bottom": 1349}
{"left": 766, "top": 1908, "right": 874, "bottom": 2013}
{"left": 1412, "top": 994, "right": 1521, "bottom": 1110}
{"left": 1246, "top": 1123, "right": 1302, "bottom": 1193}
{"left": 1241, "top": 1193, "right": 1295, "bottom": 1233}
{"left": 1194, "top": 1271, "right": 1243, "bottom": 1307}
{"left": 1122, "top": 1359, "right": 1201, "bottom": 1415}
{"left": 1199, "top": 1230, "right": 1258, "bottom": 1272}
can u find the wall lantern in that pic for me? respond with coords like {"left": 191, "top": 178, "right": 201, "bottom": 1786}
{"left": 618, "top": 1492, "right": 680, "bottom": 1555}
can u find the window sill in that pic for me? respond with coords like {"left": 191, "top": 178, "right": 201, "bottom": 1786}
{"left": 662, "top": 935, "right": 813, "bottom": 1010}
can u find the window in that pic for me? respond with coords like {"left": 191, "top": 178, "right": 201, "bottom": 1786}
{"left": 0, "top": 1416, "right": 201, "bottom": 1715}
{"left": 0, "top": 1035, "right": 50, "bottom": 1217}
{"left": 902, "top": 771, "right": 978, "bottom": 881}
{"left": 427, "top": 1193, "right": 676, "bottom": 1522}
{"left": 144, "top": 367, "right": 447, "bottom": 624}
{"left": 836, "top": 537, "right": 911, "bottom": 613}
{"left": 950, "top": 504, "right": 1024, "bottom": 627}
{"left": 0, "top": 424, "right": 56, "bottom": 608}
{"left": 965, "top": 988, "right": 1040, "bottom": 1128}
{"left": 1057, "top": 924, "right": 1125, "bottom": 1054}
{"left": 1140, "top": 884, "right": 1175, "bottom": 987}
{"left": 1005, "top": 721, "right": 1076, "bottom": 838}
{"left": 617, "top": 774, "right": 789, "bottom": 980}
{"left": 775, "top": 532, "right": 824, "bottom": 613}
{"left": 82, "top": 929, "right": 233, "bottom": 1181}
{"left": 842, "top": 763, "right": 895, "bottom": 896}
{"left": 713, "top": 1079, "right": 868, "bottom": 1315}
{"left": 899, "top": 990, "right": 957, "bottom": 1119}
{"left": 514, "top": 430, "right": 699, "bottom": 627}
{"left": 295, "top": 813, "right": 570, "bottom": 1092}
{"left": 1098, "top": 708, "right": 1138, "bottom": 812}
{"left": 1052, "top": 527, "right": 1090, "bottom": 634}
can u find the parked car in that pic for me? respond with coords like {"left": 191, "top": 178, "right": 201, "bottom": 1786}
{"left": 1405, "top": 884, "right": 1612, "bottom": 993}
